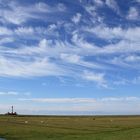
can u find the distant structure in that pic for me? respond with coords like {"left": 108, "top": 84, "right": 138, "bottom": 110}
{"left": 5, "top": 106, "right": 17, "bottom": 115}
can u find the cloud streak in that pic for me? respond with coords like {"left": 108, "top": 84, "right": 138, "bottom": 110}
{"left": 19, "top": 98, "right": 96, "bottom": 103}
{"left": 0, "top": 91, "right": 18, "bottom": 95}
{"left": 0, "top": 1, "right": 66, "bottom": 25}
{"left": 19, "top": 97, "right": 140, "bottom": 103}
{"left": 16, "top": 96, "right": 140, "bottom": 114}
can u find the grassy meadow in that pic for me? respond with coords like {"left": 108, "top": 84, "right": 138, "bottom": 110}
{"left": 0, "top": 115, "right": 140, "bottom": 140}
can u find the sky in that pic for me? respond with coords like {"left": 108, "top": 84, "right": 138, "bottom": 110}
{"left": 0, "top": 0, "right": 140, "bottom": 115}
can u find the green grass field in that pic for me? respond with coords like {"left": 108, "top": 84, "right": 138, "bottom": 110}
{"left": 0, "top": 115, "right": 140, "bottom": 140}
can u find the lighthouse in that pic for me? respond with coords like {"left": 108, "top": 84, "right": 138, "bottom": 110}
{"left": 12, "top": 106, "right": 14, "bottom": 114}
{"left": 5, "top": 106, "right": 17, "bottom": 115}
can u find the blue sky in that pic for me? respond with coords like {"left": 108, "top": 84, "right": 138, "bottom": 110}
{"left": 0, "top": 0, "right": 140, "bottom": 115}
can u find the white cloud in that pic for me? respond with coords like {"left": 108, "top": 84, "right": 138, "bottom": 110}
{"left": 0, "top": 37, "right": 14, "bottom": 44}
{"left": 85, "top": 5, "right": 97, "bottom": 17}
{"left": 82, "top": 70, "right": 107, "bottom": 87}
{"left": 127, "top": 7, "right": 139, "bottom": 20}
{"left": 113, "top": 78, "right": 130, "bottom": 86}
{"left": 94, "top": 0, "right": 104, "bottom": 6}
{"left": 38, "top": 39, "right": 48, "bottom": 49}
{"left": 35, "top": 2, "right": 66, "bottom": 13}
{"left": 0, "top": 1, "right": 139, "bottom": 88}
{"left": 113, "top": 75, "right": 140, "bottom": 86}
{"left": 0, "top": 56, "right": 65, "bottom": 77}
{"left": 0, "top": 1, "right": 66, "bottom": 25}
{"left": 48, "top": 24, "right": 57, "bottom": 31}
{"left": 13, "top": 25, "right": 59, "bottom": 39}
{"left": 71, "top": 29, "right": 139, "bottom": 55}
{"left": 15, "top": 27, "right": 34, "bottom": 35}
{"left": 19, "top": 98, "right": 96, "bottom": 103}
{"left": 35, "top": 2, "right": 50, "bottom": 12}
{"left": 0, "top": 2, "right": 32, "bottom": 25}
{"left": 0, "top": 91, "right": 18, "bottom": 95}
{"left": 71, "top": 32, "right": 97, "bottom": 49}
{"left": 0, "top": 27, "right": 13, "bottom": 35}
{"left": 105, "top": 0, "right": 120, "bottom": 14}
{"left": 72, "top": 13, "right": 82, "bottom": 24}
{"left": 101, "top": 40, "right": 139, "bottom": 54}
{"left": 84, "top": 25, "right": 140, "bottom": 41}
{"left": 84, "top": 1, "right": 104, "bottom": 24}
{"left": 82, "top": 71, "right": 104, "bottom": 82}
{"left": 57, "top": 3, "right": 66, "bottom": 11}
{"left": 125, "top": 55, "right": 140, "bottom": 62}
{"left": 60, "top": 53, "right": 81, "bottom": 63}
{"left": 85, "top": 25, "right": 123, "bottom": 39}
{"left": 0, "top": 26, "right": 57, "bottom": 42}
{"left": 0, "top": 30, "right": 139, "bottom": 83}
{"left": 19, "top": 96, "right": 140, "bottom": 103}
{"left": 60, "top": 53, "right": 103, "bottom": 69}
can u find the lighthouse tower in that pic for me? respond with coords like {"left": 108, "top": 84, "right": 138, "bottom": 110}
{"left": 12, "top": 106, "right": 14, "bottom": 114}
{"left": 5, "top": 106, "right": 17, "bottom": 115}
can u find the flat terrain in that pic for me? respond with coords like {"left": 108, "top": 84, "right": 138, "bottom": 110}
{"left": 0, "top": 115, "right": 140, "bottom": 140}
